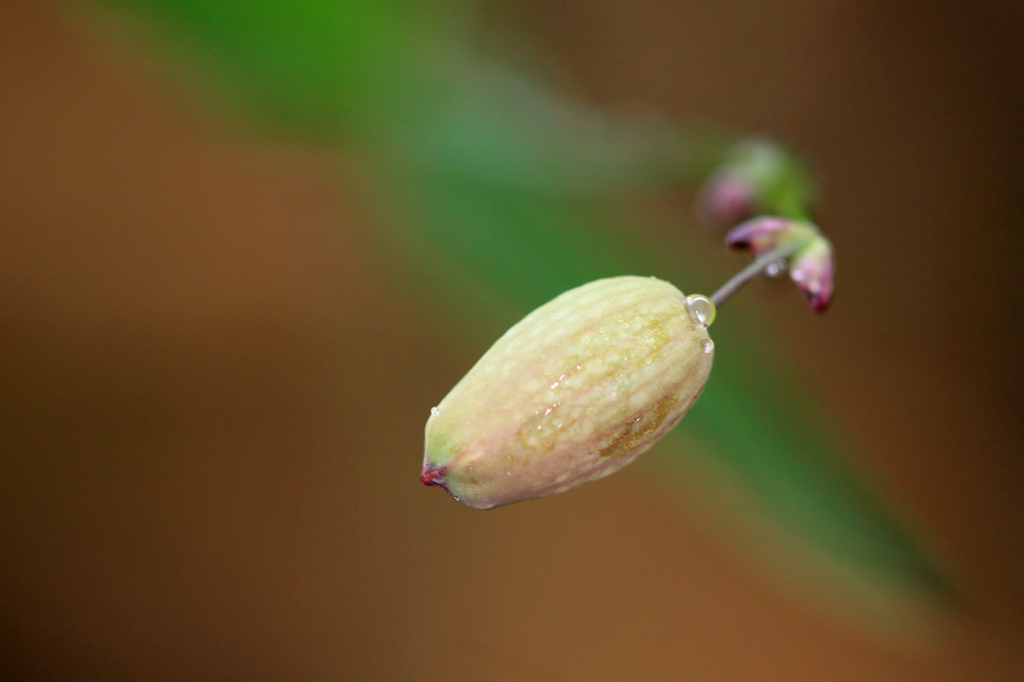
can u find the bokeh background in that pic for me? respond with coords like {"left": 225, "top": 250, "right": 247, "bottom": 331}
{"left": 2, "top": 1, "right": 1023, "bottom": 680}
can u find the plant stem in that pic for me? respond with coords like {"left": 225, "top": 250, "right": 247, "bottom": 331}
{"left": 711, "top": 241, "right": 807, "bottom": 309}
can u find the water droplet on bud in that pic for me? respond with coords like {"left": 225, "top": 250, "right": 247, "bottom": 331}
{"left": 765, "top": 259, "right": 788, "bottom": 277}
{"left": 430, "top": 406, "right": 440, "bottom": 417}
{"left": 685, "top": 294, "right": 716, "bottom": 329}
{"left": 702, "top": 338, "right": 715, "bottom": 354}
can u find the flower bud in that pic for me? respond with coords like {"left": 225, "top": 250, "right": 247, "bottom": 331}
{"left": 724, "top": 216, "right": 797, "bottom": 252}
{"left": 422, "top": 276, "right": 715, "bottom": 509}
{"left": 698, "top": 138, "right": 810, "bottom": 229}
{"left": 726, "top": 217, "right": 835, "bottom": 312}
{"left": 789, "top": 236, "right": 835, "bottom": 312}
{"left": 699, "top": 173, "right": 757, "bottom": 228}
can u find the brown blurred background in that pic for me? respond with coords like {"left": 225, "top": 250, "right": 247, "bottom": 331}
{"left": 2, "top": 1, "right": 1023, "bottom": 680}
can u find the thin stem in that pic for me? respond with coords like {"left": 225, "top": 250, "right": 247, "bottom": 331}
{"left": 711, "top": 241, "right": 806, "bottom": 309}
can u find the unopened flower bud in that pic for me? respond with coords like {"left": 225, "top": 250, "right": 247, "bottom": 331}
{"left": 700, "top": 173, "right": 757, "bottom": 228}
{"left": 422, "top": 276, "right": 715, "bottom": 510}
{"left": 699, "top": 139, "right": 811, "bottom": 229}
{"left": 789, "top": 236, "right": 835, "bottom": 311}
{"left": 725, "top": 216, "right": 796, "bottom": 252}
{"left": 726, "top": 216, "right": 835, "bottom": 312}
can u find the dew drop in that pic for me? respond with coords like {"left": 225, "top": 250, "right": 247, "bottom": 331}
{"left": 765, "top": 259, "right": 789, "bottom": 278}
{"left": 685, "top": 294, "right": 717, "bottom": 329}
{"left": 430, "top": 406, "right": 440, "bottom": 417}
{"left": 702, "top": 338, "right": 715, "bottom": 354}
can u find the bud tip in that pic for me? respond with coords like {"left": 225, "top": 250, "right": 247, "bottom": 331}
{"left": 421, "top": 463, "right": 450, "bottom": 488}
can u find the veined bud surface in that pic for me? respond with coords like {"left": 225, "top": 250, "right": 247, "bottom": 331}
{"left": 422, "top": 276, "right": 714, "bottom": 510}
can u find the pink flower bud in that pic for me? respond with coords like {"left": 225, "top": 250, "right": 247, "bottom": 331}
{"left": 422, "top": 277, "right": 715, "bottom": 509}
{"left": 700, "top": 174, "right": 757, "bottom": 228}
{"left": 725, "top": 217, "right": 835, "bottom": 312}
{"left": 789, "top": 237, "right": 835, "bottom": 312}
{"left": 698, "top": 139, "right": 807, "bottom": 229}
{"left": 725, "top": 216, "right": 794, "bottom": 253}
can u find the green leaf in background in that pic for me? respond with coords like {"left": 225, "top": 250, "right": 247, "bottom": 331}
{"left": 102, "top": 0, "right": 412, "bottom": 136}
{"left": 95, "top": 0, "right": 952, "bottom": 631}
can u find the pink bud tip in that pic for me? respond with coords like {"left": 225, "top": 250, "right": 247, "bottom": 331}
{"left": 421, "top": 464, "right": 450, "bottom": 488}
{"left": 789, "top": 238, "right": 835, "bottom": 312}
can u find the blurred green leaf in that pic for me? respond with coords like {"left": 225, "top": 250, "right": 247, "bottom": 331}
{"left": 105, "top": 0, "right": 413, "bottom": 135}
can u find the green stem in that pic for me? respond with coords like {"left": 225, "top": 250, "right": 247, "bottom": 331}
{"left": 711, "top": 241, "right": 806, "bottom": 309}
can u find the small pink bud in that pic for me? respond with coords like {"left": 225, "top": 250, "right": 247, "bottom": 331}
{"left": 698, "top": 139, "right": 807, "bottom": 229}
{"left": 423, "top": 277, "right": 715, "bottom": 510}
{"left": 789, "top": 237, "right": 835, "bottom": 312}
{"left": 725, "top": 216, "right": 793, "bottom": 252}
{"left": 725, "top": 217, "right": 835, "bottom": 312}
{"left": 700, "top": 174, "right": 756, "bottom": 228}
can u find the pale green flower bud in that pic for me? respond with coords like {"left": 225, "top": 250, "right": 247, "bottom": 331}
{"left": 422, "top": 276, "right": 715, "bottom": 509}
